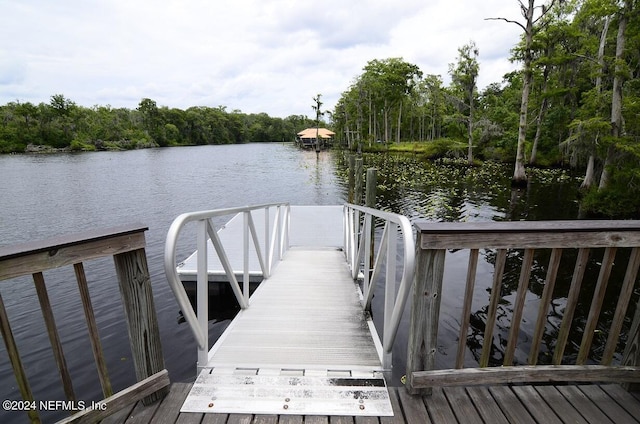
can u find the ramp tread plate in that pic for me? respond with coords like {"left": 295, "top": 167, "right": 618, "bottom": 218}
{"left": 181, "top": 370, "right": 394, "bottom": 416}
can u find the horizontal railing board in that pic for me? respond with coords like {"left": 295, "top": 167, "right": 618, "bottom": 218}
{"left": 416, "top": 220, "right": 640, "bottom": 234}
{"left": 416, "top": 220, "right": 640, "bottom": 249}
{"left": 0, "top": 224, "right": 148, "bottom": 280}
{"left": 57, "top": 369, "right": 170, "bottom": 424}
{"left": 0, "top": 223, "right": 148, "bottom": 260}
{"left": 410, "top": 365, "right": 640, "bottom": 388}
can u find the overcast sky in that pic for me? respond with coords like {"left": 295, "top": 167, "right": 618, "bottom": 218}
{"left": 0, "top": 1, "right": 525, "bottom": 118}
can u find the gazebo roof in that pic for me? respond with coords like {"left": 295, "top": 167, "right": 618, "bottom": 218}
{"left": 297, "top": 128, "right": 335, "bottom": 139}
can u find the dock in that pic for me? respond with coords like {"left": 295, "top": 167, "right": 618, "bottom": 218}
{"left": 167, "top": 205, "right": 397, "bottom": 416}
{"left": 3, "top": 204, "right": 640, "bottom": 423}
{"left": 101, "top": 382, "right": 640, "bottom": 423}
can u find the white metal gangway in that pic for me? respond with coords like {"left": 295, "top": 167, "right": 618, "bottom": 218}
{"left": 164, "top": 203, "right": 414, "bottom": 415}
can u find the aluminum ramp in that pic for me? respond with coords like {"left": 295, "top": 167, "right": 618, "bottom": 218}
{"left": 181, "top": 247, "right": 393, "bottom": 416}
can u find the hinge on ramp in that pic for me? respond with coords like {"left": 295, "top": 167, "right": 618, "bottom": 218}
{"left": 181, "top": 367, "right": 394, "bottom": 416}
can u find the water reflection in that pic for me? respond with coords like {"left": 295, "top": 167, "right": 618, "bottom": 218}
{"left": 1, "top": 144, "right": 636, "bottom": 420}
{"left": 336, "top": 154, "right": 581, "bottom": 223}
{"left": 334, "top": 152, "right": 637, "bottom": 372}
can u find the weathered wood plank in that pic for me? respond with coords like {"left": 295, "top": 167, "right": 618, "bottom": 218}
{"left": 554, "top": 248, "right": 590, "bottom": 365}
{"left": 578, "top": 247, "right": 617, "bottom": 364}
{"left": 175, "top": 412, "right": 205, "bottom": 424}
{"left": 329, "top": 416, "right": 354, "bottom": 424}
{"left": 529, "top": 248, "right": 562, "bottom": 365}
{"left": 511, "top": 385, "right": 562, "bottom": 424}
{"left": 146, "top": 381, "right": 191, "bottom": 424}
{"left": 114, "top": 248, "right": 167, "bottom": 405}
{"left": 578, "top": 385, "right": 637, "bottom": 423}
{"left": 252, "top": 415, "right": 278, "bottom": 424}
{"left": 0, "top": 223, "right": 149, "bottom": 260}
{"left": 33, "top": 271, "right": 76, "bottom": 402}
{"left": 354, "top": 157, "right": 363, "bottom": 205}
{"left": 380, "top": 387, "right": 405, "bottom": 424}
{"left": 533, "top": 385, "right": 588, "bottom": 424}
{"left": 57, "top": 369, "right": 170, "bottom": 424}
{"left": 0, "top": 293, "right": 39, "bottom": 423}
{"left": 305, "top": 416, "right": 329, "bottom": 424}
{"left": 96, "top": 402, "right": 137, "bottom": 424}
{"left": 406, "top": 247, "right": 446, "bottom": 394}
{"left": 603, "top": 247, "right": 640, "bottom": 365}
{"left": 0, "top": 225, "right": 147, "bottom": 280}
{"left": 226, "top": 414, "right": 253, "bottom": 424}
{"left": 424, "top": 387, "right": 458, "bottom": 423}
{"left": 456, "top": 249, "right": 478, "bottom": 369}
{"left": 488, "top": 386, "right": 536, "bottom": 424}
{"left": 201, "top": 413, "right": 230, "bottom": 424}
{"left": 465, "top": 386, "right": 509, "bottom": 424}
{"left": 442, "top": 387, "right": 483, "bottom": 424}
{"left": 276, "top": 415, "right": 303, "bottom": 424}
{"left": 115, "top": 398, "right": 161, "bottom": 424}
{"left": 555, "top": 385, "right": 615, "bottom": 424}
{"left": 416, "top": 220, "right": 640, "bottom": 234}
{"left": 504, "top": 248, "right": 534, "bottom": 366}
{"left": 599, "top": 384, "right": 640, "bottom": 419}
{"left": 354, "top": 416, "right": 378, "bottom": 424}
{"left": 397, "top": 389, "right": 431, "bottom": 424}
{"left": 75, "top": 262, "right": 112, "bottom": 398}
{"left": 420, "top": 231, "right": 640, "bottom": 249}
{"left": 416, "top": 220, "right": 640, "bottom": 249}
{"left": 623, "top": 278, "right": 640, "bottom": 391}
{"left": 480, "top": 249, "right": 506, "bottom": 368}
{"left": 411, "top": 365, "right": 640, "bottom": 387}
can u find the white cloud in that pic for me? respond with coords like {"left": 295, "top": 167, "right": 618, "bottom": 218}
{"left": 0, "top": 0, "right": 526, "bottom": 117}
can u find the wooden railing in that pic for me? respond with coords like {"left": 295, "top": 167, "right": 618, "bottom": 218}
{"left": 406, "top": 220, "right": 640, "bottom": 394}
{"left": 0, "top": 224, "right": 169, "bottom": 423}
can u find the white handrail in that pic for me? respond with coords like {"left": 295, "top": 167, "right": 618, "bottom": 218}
{"left": 164, "top": 202, "right": 290, "bottom": 368}
{"left": 343, "top": 203, "right": 415, "bottom": 370}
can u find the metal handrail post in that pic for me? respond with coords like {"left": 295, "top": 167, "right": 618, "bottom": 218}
{"left": 383, "top": 222, "right": 397, "bottom": 370}
{"left": 196, "top": 219, "right": 209, "bottom": 369}
{"left": 280, "top": 204, "right": 291, "bottom": 255}
{"left": 363, "top": 214, "right": 372, "bottom": 299}
{"left": 264, "top": 206, "right": 270, "bottom": 277}
{"left": 243, "top": 211, "right": 250, "bottom": 304}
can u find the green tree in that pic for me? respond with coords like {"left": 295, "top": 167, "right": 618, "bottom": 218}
{"left": 488, "top": 0, "right": 565, "bottom": 184}
{"left": 449, "top": 41, "right": 480, "bottom": 164}
{"left": 137, "top": 98, "right": 165, "bottom": 145}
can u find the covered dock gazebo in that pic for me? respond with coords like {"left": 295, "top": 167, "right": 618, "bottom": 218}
{"left": 296, "top": 127, "right": 335, "bottom": 149}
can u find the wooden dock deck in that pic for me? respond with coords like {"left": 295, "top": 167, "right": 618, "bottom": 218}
{"left": 99, "top": 382, "right": 640, "bottom": 423}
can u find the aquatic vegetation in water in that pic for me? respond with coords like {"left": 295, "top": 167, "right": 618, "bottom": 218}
{"left": 335, "top": 152, "right": 582, "bottom": 222}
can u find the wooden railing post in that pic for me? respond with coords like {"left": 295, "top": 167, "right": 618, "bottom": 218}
{"left": 114, "top": 246, "right": 168, "bottom": 405}
{"left": 354, "top": 157, "right": 363, "bottom": 205}
{"left": 623, "top": 291, "right": 640, "bottom": 392}
{"left": 0, "top": 293, "right": 40, "bottom": 423}
{"left": 406, "top": 231, "right": 446, "bottom": 395}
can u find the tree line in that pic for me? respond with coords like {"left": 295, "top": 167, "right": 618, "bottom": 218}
{"left": 332, "top": 0, "right": 640, "bottom": 216}
{"left": 0, "top": 96, "right": 319, "bottom": 153}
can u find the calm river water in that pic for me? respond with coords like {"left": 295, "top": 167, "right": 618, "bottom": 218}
{"left": 0, "top": 143, "right": 630, "bottom": 423}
